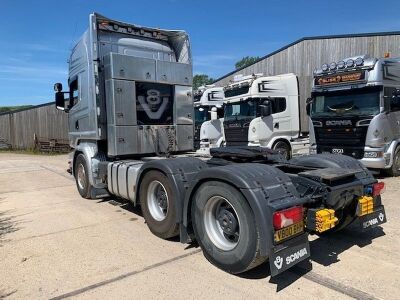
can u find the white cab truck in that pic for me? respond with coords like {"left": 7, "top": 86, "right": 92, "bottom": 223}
{"left": 199, "top": 74, "right": 309, "bottom": 159}
{"left": 193, "top": 85, "right": 224, "bottom": 149}
{"left": 309, "top": 55, "right": 400, "bottom": 176}
{"left": 54, "top": 13, "right": 387, "bottom": 277}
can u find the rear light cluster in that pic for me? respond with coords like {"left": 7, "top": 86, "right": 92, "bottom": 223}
{"left": 364, "top": 182, "right": 385, "bottom": 196}
{"left": 372, "top": 182, "right": 385, "bottom": 196}
{"left": 273, "top": 206, "right": 303, "bottom": 230}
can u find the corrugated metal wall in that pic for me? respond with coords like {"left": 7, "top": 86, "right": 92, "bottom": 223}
{"left": 0, "top": 103, "right": 69, "bottom": 149}
{"left": 213, "top": 34, "right": 400, "bottom": 132}
{"left": 2, "top": 33, "right": 400, "bottom": 148}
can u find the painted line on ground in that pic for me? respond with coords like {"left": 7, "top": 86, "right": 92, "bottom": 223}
{"left": 6, "top": 217, "right": 129, "bottom": 244}
{"left": 291, "top": 266, "right": 379, "bottom": 300}
{"left": 49, "top": 249, "right": 202, "bottom": 300}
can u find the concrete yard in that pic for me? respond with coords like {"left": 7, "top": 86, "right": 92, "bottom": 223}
{"left": 0, "top": 152, "right": 399, "bottom": 299}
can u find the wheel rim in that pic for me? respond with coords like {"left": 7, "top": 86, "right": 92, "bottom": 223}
{"left": 274, "top": 142, "right": 289, "bottom": 159}
{"left": 77, "top": 163, "right": 86, "bottom": 190}
{"left": 203, "top": 196, "right": 240, "bottom": 251}
{"left": 147, "top": 180, "right": 169, "bottom": 221}
{"left": 394, "top": 152, "right": 400, "bottom": 172}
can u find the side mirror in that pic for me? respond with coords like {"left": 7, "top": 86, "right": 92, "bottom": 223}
{"left": 55, "top": 92, "right": 66, "bottom": 110}
{"left": 54, "top": 82, "right": 67, "bottom": 111}
{"left": 210, "top": 107, "right": 218, "bottom": 120}
{"left": 260, "top": 101, "right": 272, "bottom": 117}
{"left": 54, "top": 83, "right": 63, "bottom": 92}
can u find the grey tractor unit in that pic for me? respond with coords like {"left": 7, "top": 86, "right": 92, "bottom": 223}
{"left": 54, "top": 13, "right": 386, "bottom": 276}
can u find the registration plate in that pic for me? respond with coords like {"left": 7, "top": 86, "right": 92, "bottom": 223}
{"left": 274, "top": 221, "right": 304, "bottom": 242}
{"left": 332, "top": 148, "right": 344, "bottom": 154}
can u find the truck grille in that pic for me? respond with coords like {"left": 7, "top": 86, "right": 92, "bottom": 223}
{"left": 315, "top": 126, "right": 368, "bottom": 159}
{"left": 224, "top": 126, "right": 248, "bottom": 146}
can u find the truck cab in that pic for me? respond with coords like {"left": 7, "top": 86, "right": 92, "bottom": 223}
{"left": 200, "top": 73, "right": 309, "bottom": 159}
{"left": 193, "top": 85, "right": 224, "bottom": 149}
{"left": 309, "top": 55, "right": 400, "bottom": 175}
{"left": 55, "top": 13, "right": 193, "bottom": 156}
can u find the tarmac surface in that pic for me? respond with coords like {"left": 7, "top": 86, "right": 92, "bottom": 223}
{"left": 0, "top": 152, "right": 399, "bottom": 299}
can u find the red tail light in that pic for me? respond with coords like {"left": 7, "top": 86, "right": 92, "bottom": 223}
{"left": 373, "top": 182, "right": 385, "bottom": 196}
{"left": 273, "top": 206, "right": 303, "bottom": 229}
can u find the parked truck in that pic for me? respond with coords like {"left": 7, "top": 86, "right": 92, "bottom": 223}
{"left": 54, "top": 13, "right": 387, "bottom": 277}
{"left": 199, "top": 74, "right": 309, "bottom": 159}
{"left": 309, "top": 55, "right": 400, "bottom": 176}
{"left": 193, "top": 85, "right": 224, "bottom": 149}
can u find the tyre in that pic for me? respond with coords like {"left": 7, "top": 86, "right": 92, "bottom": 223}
{"left": 272, "top": 140, "right": 291, "bottom": 160}
{"left": 191, "top": 181, "right": 265, "bottom": 274}
{"left": 139, "top": 171, "right": 179, "bottom": 239}
{"left": 74, "top": 153, "right": 91, "bottom": 199}
{"left": 385, "top": 147, "right": 400, "bottom": 177}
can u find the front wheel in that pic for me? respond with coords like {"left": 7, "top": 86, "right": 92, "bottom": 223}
{"left": 139, "top": 171, "right": 179, "bottom": 239}
{"left": 74, "top": 154, "right": 92, "bottom": 199}
{"left": 385, "top": 147, "right": 400, "bottom": 177}
{"left": 191, "top": 181, "right": 265, "bottom": 274}
{"left": 272, "top": 140, "right": 291, "bottom": 160}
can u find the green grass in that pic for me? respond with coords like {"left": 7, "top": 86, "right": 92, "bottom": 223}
{"left": 0, "top": 105, "right": 34, "bottom": 113}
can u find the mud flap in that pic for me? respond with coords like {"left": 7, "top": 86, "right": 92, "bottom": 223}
{"left": 359, "top": 206, "right": 387, "bottom": 231}
{"left": 269, "top": 234, "right": 310, "bottom": 277}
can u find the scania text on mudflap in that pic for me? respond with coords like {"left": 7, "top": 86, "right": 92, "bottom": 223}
{"left": 53, "top": 13, "right": 386, "bottom": 277}
{"left": 309, "top": 55, "right": 400, "bottom": 176}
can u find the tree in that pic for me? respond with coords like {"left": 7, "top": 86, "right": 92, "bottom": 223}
{"left": 235, "top": 56, "right": 260, "bottom": 70}
{"left": 193, "top": 74, "right": 214, "bottom": 90}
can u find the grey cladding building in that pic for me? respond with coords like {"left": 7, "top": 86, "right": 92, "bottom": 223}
{"left": 212, "top": 31, "right": 400, "bottom": 132}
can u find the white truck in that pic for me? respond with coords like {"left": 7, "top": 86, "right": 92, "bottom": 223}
{"left": 199, "top": 74, "right": 309, "bottom": 159}
{"left": 193, "top": 85, "right": 224, "bottom": 149}
{"left": 54, "top": 13, "right": 386, "bottom": 277}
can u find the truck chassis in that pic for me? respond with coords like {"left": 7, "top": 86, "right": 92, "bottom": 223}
{"left": 71, "top": 145, "right": 386, "bottom": 276}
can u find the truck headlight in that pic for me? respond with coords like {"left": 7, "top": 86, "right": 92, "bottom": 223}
{"left": 364, "top": 151, "right": 383, "bottom": 158}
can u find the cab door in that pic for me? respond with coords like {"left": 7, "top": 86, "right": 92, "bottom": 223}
{"left": 259, "top": 97, "right": 291, "bottom": 140}
{"left": 385, "top": 87, "right": 400, "bottom": 139}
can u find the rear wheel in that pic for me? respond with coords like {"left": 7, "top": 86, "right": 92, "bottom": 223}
{"left": 140, "top": 171, "right": 179, "bottom": 239}
{"left": 272, "top": 140, "right": 291, "bottom": 160}
{"left": 385, "top": 147, "right": 400, "bottom": 177}
{"left": 191, "top": 181, "right": 265, "bottom": 274}
{"left": 75, "top": 154, "right": 91, "bottom": 199}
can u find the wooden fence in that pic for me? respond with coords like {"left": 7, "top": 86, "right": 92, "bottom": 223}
{"left": 0, "top": 102, "right": 69, "bottom": 151}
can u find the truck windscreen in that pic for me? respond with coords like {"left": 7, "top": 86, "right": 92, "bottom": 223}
{"left": 311, "top": 88, "right": 380, "bottom": 117}
{"left": 224, "top": 100, "right": 257, "bottom": 121}
{"left": 195, "top": 107, "right": 209, "bottom": 123}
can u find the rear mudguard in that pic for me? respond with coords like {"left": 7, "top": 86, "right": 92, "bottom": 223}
{"left": 289, "top": 153, "right": 376, "bottom": 187}
{"left": 290, "top": 153, "right": 366, "bottom": 170}
{"left": 182, "top": 163, "right": 307, "bottom": 257}
{"left": 136, "top": 157, "right": 208, "bottom": 222}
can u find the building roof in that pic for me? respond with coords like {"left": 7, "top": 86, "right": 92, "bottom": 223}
{"left": 213, "top": 31, "right": 400, "bottom": 83}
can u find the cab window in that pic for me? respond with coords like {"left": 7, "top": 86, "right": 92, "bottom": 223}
{"left": 69, "top": 78, "right": 79, "bottom": 108}
{"left": 385, "top": 87, "right": 400, "bottom": 112}
{"left": 271, "top": 97, "right": 286, "bottom": 114}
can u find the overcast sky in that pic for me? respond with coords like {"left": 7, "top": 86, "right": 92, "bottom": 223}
{"left": 1, "top": 0, "right": 400, "bottom": 106}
